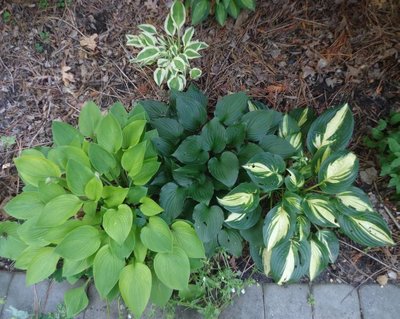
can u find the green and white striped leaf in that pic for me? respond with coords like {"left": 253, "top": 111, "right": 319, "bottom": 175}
{"left": 136, "top": 46, "right": 160, "bottom": 65}
{"left": 157, "top": 58, "right": 170, "bottom": 68}
{"left": 167, "top": 74, "right": 186, "bottom": 91}
{"left": 164, "top": 14, "right": 176, "bottom": 36}
{"left": 171, "top": 56, "right": 187, "bottom": 72}
{"left": 190, "top": 67, "right": 202, "bottom": 80}
{"left": 284, "top": 169, "right": 305, "bottom": 192}
{"left": 302, "top": 194, "right": 339, "bottom": 227}
{"left": 309, "top": 237, "right": 329, "bottom": 281}
{"left": 243, "top": 152, "right": 286, "bottom": 192}
{"left": 307, "top": 104, "right": 354, "bottom": 153}
{"left": 318, "top": 151, "right": 359, "bottom": 194}
{"left": 311, "top": 145, "right": 332, "bottom": 174}
{"left": 184, "top": 48, "right": 201, "bottom": 59}
{"left": 138, "top": 24, "right": 157, "bottom": 35}
{"left": 336, "top": 186, "right": 374, "bottom": 213}
{"left": 126, "top": 34, "right": 143, "bottom": 48}
{"left": 171, "top": 0, "right": 186, "bottom": 29}
{"left": 316, "top": 230, "right": 339, "bottom": 263}
{"left": 263, "top": 205, "right": 294, "bottom": 251}
{"left": 338, "top": 212, "right": 394, "bottom": 247}
{"left": 217, "top": 183, "right": 259, "bottom": 214}
{"left": 282, "top": 192, "right": 302, "bottom": 215}
{"left": 296, "top": 215, "right": 311, "bottom": 241}
{"left": 225, "top": 205, "right": 261, "bottom": 230}
{"left": 183, "top": 27, "right": 195, "bottom": 46}
{"left": 140, "top": 33, "right": 157, "bottom": 46}
{"left": 153, "top": 68, "right": 167, "bottom": 87}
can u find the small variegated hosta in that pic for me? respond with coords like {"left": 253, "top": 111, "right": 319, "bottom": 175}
{"left": 126, "top": 0, "right": 208, "bottom": 91}
{"left": 139, "top": 86, "right": 394, "bottom": 285}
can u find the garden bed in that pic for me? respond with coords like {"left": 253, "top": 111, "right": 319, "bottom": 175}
{"left": 0, "top": 0, "right": 399, "bottom": 287}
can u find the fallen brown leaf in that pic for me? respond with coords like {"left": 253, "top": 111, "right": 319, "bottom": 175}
{"left": 61, "top": 65, "right": 75, "bottom": 86}
{"left": 376, "top": 274, "right": 388, "bottom": 286}
{"left": 80, "top": 34, "right": 98, "bottom": 51}
{"left": 266, "top": 84, "right": 286, "bottom": 94}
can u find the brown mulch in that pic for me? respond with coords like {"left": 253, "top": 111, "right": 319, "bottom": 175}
{"left": 0, "top": 0, "right": 399, "bottom": 285}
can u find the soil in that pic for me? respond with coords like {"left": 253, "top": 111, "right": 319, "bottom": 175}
{"left": 0, "top": 0, "right": 399, "bottom": 286}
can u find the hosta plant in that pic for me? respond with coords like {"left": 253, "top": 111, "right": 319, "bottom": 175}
{"left": 126, "top": 0, "right": 208, "bottom": 91}
{"left": 186, "top": 0, "right": 256, "bottom": 26}
{"left": 140, "top": 86, "right": 394, "bottom": 285}
{"left": 0, "top": 101, "right": 205, "bottom": 318}
{"left": 364, "top": 111, "right": 400, "bottom": 199}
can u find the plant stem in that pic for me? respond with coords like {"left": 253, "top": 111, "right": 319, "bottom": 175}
{"left": 304, "top": 182, "right": 323, "bottom": 192}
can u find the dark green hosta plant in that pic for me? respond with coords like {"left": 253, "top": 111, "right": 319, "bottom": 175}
{"left": 0, "top": 101, "right": 205, "bottom": 318}
{"left": 186, "top": 0, "right": 256, "bottom": 26}
{"left": 140, "top": 86, "right": 394, "bottom": 285}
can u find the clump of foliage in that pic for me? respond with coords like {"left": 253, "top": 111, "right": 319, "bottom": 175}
{"left": 186, "top": 0, "right": 256, "bottom": 26}
{"left": 126, "top": 0, "right": 208, "bottom": 91}
{"left": 0, "top": 101, "right": 205, "bottom": 318}
{"left": 365, "top": 111, "right": 400, "bottom": 198}
{"left": 141, "top": 86, "right": 394, "bottom": 285}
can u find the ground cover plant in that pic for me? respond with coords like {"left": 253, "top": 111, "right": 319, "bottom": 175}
{"left": 0, "top": 101, "right": 205, "bottom": 318}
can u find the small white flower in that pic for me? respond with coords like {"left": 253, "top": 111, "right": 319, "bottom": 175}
{"left": 241, "top": 288, "right": 246, "bottom": 294}
{"left": 202, "top": 276, "right": 206, "bottom": 282}
{"left": 221, "top": 276, "right": 224, "bottom": 280}
{"left": 231, "top": 288, "right": 236, "bottom": 293}
{"left": 128, "top": 314, "right": 132, "bottom": 319}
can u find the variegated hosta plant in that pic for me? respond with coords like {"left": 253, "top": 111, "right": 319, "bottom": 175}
{"left": 0, "top": 101, "right": 205, "bottom": 318}
{"left": 140, "top": 86, "right": 394, "bottom": 285}
{"left": 126, "top": 0, "right": 208, "bottom": 91}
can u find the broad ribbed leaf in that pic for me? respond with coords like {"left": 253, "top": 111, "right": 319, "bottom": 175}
{"left": 66, "top": 159, "right": 94, "bottom": 196}
{"left": 97, "top": 113, "right": 123, "bottom": 153}
{"left": 176, "top": 92, "right": 207, "bottom": 131}
{"left": 316, "top": 230, "right": 339, "bottom": 263}
{"left": 110, "top": 101, "right": 128, "bottom": 127}
{"left": 4, "top": 192, "right": 44, "bottom": 220}
{"left": 284, "top": 169, "right": 305, "bottom": 192}
{"left": 102, "top": 186, "right": 129, "bottom": 207}
{"left": 0, "top": 222, "right": 27, "bottom": 259}
{"left": 152, "top": 118, "right": 184, "bottom": 144}
{"left": 62, "top": 256, "right": 94, "bottom": 278}
{"left": 259, "top": 135, "right": 297, "bottom": 159}
{"left": 140, "top": 100, "right": 169, "bottom": 121}
{"left": 26, "top": 247, "right": 60, "bottom": 285}
{"left": 159, "top": 182, "right": 187, "bottom": 222}
{"left": 318, "top": 151, "right": 359, "bottom": 193}
{"left": 193, "top": 203, "right": 224, "bottom": 243}
{"left": 242, "top": 110, "right": 282, "bottom": 141}
{"left": 150, "top": 271, "right": 173, "bottom": 307}
{"left": 214, "top": 92, "right": 248, "bottom": 126}
{"left": 140, "top": 216, "right": 173, "bottom": 253}
{"left": 140, "top": 197, "right": 164, "bottom": 216}
{"left": 307, "top": 104, "right": 354, "bottom": 153}
{"left": 78, "top": 101, "right": 102, "bottom": 137}
{"left": 103, "top": 205, "right": 133, "bottom": 245}
{"left": 48, "top": 146, "right": 90, "bottom": 171}
{"left": 119, "top": 263, "right": 152, "bottom": 318}
{"left": 130, "top": 158, "right": 161, "bottom": 186}
{"left": 309, "top": 238, "right": 329, "bottom": 281}
{"left": 188, "top": 178, "right": 214, "bottom": 205}
{"left": 200, "top": 118, "right": 227, "bottom": 153}
{"left": 84, "top": 176, "right": 103, "bottom": 201}
{"left": 263, "top": 205, "right": 294, "bottom": 251}
{"left": 191, "top": 0, "right": 210, "bottom": 25}
{"left": 217, "top": 229, "right": 243, "bottom": 256}
{"left": 302, "top": 194, "right": 339, "bottom": 228}
{"left": 64, "top": 286, "right": 89, "bottom": 318}
{"left": 225, "top": 205, "right": 261, "bottom": 230}
{"left": 336, "top": 187, "right": 374, "bottom": 213}
{"left": 14, "top": 156, "right": 61, "bottom": 187}
{"left": 38, "top": 194, "right": 82, "bottom": 227}
{"left": 122, "top": 119, "right": 146, "bottom": 149}
{"left": 88, "top": 143, "right": 117, "bottom": 175}
{"left": 52, "top": 121, "right": 83, "bottom": 147}
{"left": 171, "top": 221, "right": 205, "bottom": 258}
{"left": 208, "top": 151, "right": 238, "bottom": 187}
{"left": 173, "top": 164, "right": 205, "bottom": 187}
{"left": 217, "top": 183, "right": 259, "bottom": 214}
{"left": 237, "top": 143, "right": 264, "bottom": 165}
{"left": 154, "top": 246, "right": 190, "bottom": 290}
{"left": 173, "top": 136, "right": 209, "bottom": 164}
{"left": 121, "top": 141, "right": 147, "bottom": 178}
{"left": 226, "top": 123, "right": 246, "bottom": 147}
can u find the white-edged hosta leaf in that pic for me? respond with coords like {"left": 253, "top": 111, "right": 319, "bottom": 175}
{"left": 263, "top": 205, "right": 293, "bottom": 251}
{"left": 279, "top": 114, "right": 301, "bottom": 138}
{"left": 153, "top": 68, "right": 167, "bottom": 87}
{"left": 208, "top": 152, "right": 239, "bottom": 187}
{"left": 185, "top": 41, "right": 208, "bottom": 51}
{"left": 336, "top": 186, "right": 374, "bottom": 212}
{"left": 217, "top": 183, "right": 259, "bottom": 214}
{"left": 182, "top": 27, "right": 194, "bottom": 46}
{"left": 316, "top": 230, "right": 339, "bottom": 263}
{"left": 189, "top": 67, "right": 202, "bottom": 80}
{"left": 318, "top": 151, "right": 359, "bottom": 194}
{"left": 126, "top": 34, "right": 143, "bottom": 48}
{"left": 171, "top": 0, "right": 186, "bottom": 29}
{"left": 302, "top": 194, "right": 339, "bottom": 227}
{"left": 136, "top": 46, "right": 160, "bottom": 65}
{"left": 193, "top": 203, "right": 224, "bottom": 243}
{"left": 171, "top": 56, "right": 187, "bottom": 72}
{"left": 167, "top": 74, "right": 186, "bottom": 91}
{"left": 307, "top": 103, "right": 354, "bottom": 153}
{"left": 164, "top": 14, "right": 176, "bottom": 36}
{"left": 243, "top": 152, "right": 285, "bottom": 192}
{"left": 338, "top": 212, "right": 394, "bottom": 247}
{"left": 157, "top": 58, "right": 170, "bottom": 68}
{"left": 284, "top": 168, "right": 305, "bottom": 192}
{"left": 309, "top": 237, "right": 329, "bottom": 281}
{"left": 138, "top": 24, "right": 157, "bottom": 34}
{"left": 140, "top": 33, "right": 157, "bottom": 46}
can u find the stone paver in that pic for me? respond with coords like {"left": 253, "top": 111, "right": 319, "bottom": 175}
{"left": 264, "top": 284, "right": 312, "bottom": 319}
{"left": 359, "top": 284, "right": 400, "bottom": 319}
{"left": 313, "top": 284, "right": 361, "bottom": 319}
{"left": 220, "top": 284, "right": 264, "bottom": 319}
{"left": 2, "top": 272, "right": 49, "bottom": 319}
{"left": 0, "top": 271, "right": 13, "bottom": 316}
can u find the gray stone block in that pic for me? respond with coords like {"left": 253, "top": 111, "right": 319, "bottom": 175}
{"left": 84, "top": 284, "right": 127, "bottom": 319}
{"left": 2, "top": 272, "right": 49, "bottom": 318}
{"left": 264, "top": 284, "right": 312, "bottom": 319}
{"left": 359, "top": 284, "right": 400, "bottom": 319}
{"left": 220, "top": 285, "right": 264, "bottom": 319}
{"left": 313, "top": 284, "right": 361, "bottom": 319}
{"left": 0, "top": 271, "right": 13, "bottom": 316}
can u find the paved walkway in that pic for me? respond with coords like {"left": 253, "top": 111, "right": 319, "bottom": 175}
{"left": 0, "top": 271, "right": 399, "bottom": 318}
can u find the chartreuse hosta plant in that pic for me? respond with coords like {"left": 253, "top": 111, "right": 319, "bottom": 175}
{"left": 186, "top": 0, "right": 256, "bottom": 26}
{"left": 0, "top": 101, "right": 205, "bottom": 318}
{"left": 126, "top": 0, "right": 208, "bottom": 91}
{"left": 140, "top": 86, "right": 394, "bottom": 285}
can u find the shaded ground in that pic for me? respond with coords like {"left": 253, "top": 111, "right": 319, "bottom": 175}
{"left": 0, "top": 0, "right": 399, "bottom": 285}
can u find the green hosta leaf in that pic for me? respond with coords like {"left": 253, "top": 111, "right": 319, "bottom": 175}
{"left": 243, "top": 152, "right": 285, "bottom": 192}
{"left": 227, "top": 0, "right": 240, "bottom": 18}
{"left": 119, "top": 263, "right": 152, "bottom": 318}
{"left": 215, "top": 2, "right": 228, "bottom": 25}
{"left": 84, "top": 176, "right": 103, "bottom": 201}
{"left": 88, "top": 143, "right": 117, "bottom": 175}
{"left": 122, "top": 119, "right": 147, "bottom": 149}
{"left": 338, "top": 212, "right": 394, "bottom": 247}
{"left": 97, "top": 114, "right": 123, "bottom": 153}
{"left": 217, "top": 229, "right": 243, "bottom": 257}
{"left": 284, "top": 169, "right": 305, "bottom": 192}
{"left": 316, "top": 230, "right": 339, "bottom": 263}
{"left": 52, "top": 121, "right": 83, "bottom": 147}
{"left": 191, "top": 0, "right": 210, "bottom": 25}
{"left": 171, "top": 220, "right": 205, "bottom": 258}
{"left": 64, "top": 286, "right": 89, "bottom": 318}
{"left": 38, "top": 194, "right": 82, "bottom": 227}
{"left": 226, "top": 123, "right": 246, "bottom": 147}
{"left": 309, "top": 237, "right": 329, "bottom": 281}
{"left": 121, "top": 141, "right": 147, "bottom": 178}
{"left": 136, "top": 46, "right": 160, "bottom": 64}
{"left": 159, "top": 182, "right": 187, "bottom": 222}
{"left": 263, "top": 205, "right": 294, "bottom": 251}
{"left": 236, "top": 0, "right": 256, "bottom": 10}
{"left": 102, "top": 186, "right": 129, "bottom": 207}
{"left": 176, "top": 91, "right": 207, "bottom": 131}
{"left": 66, "top": 159, "right": 94, "bottom": 196}
{"left": 140, "top": 197, "right": 164, "bottom": 216}
{"left": 336, "top": 186, "right": 374, "bottom": 213}
{"left": 26, "top": 247, "right": 60, "bottom": 285}
{"left": 201, "top": 118, "right": 227, "bottom": 153}
{"left": 131, "top": 158, "right": 161, "bottom": 186}
{"left": 259, "top": 135, "right": 297, "bottom": 159}
{"left": 217, "top": 183, "right": 259, "bottom": 214}
{"left": 140, "top": 100, "right": 169, "bottom": 121}
{"left": 17, "top": 217, "right": 50, "bottom": 247}
{"left": 318, "top": 151, "right": 359, "bottom": 194}
{"left": 110, "top": 102, "right": 128, "bottom": 127}
{"left": 152, "top": 118, "right": 184, "bottom": 144}
{"left": 302, "top": 194, "right": 339, "bottom": 227}
{"left": 164, "top": 14, "right": 176, "bottom": 36}
{"left": 208, "top": 152, "right": 239, "bottom": 187}
{"left": 225, "top": 205, "right": 261, "bottom": 230}
{"left": 140, "top": 216, "right": 173, "bottom": 253}
{"left": 154, "top": 246, "right": 190, "bottom": 290}
{"left": 289, "top": 107, "right": 316, "bottom": 135}
{"left": 182, "top": 27, "right": 194, "bottom": 46}
{"left": 62, "top": 256, "right": 94, "bottom": 278}
{"left": 242, "top": 110, "right": 283, "bottom": 142}
{"left": 93, "top": 245, "right": 125, "bottom": 299}
{"left": 55, "top": 225, "right": 101, "bottom": 260}
{"left": 48, "top": 146, "right": 90, "bottom": 171}
{"left": 4, "top": 192, "right": 44, "bottom": 220}
{"left": 189, "top": 67, "right": 202, "bottom": 80}
{"left": 103, "top": 205, "right": 133, "bottom": 245}
{"left": 14, "top": 155, "right": 61, "bottom": 187}
{"left": 193, "top": 203, "right": 224, "bottom": 243}
{"left": 188, "top": 177, "right": 214, "bottom": 205}
{"left": 173, "top": 164, "right": 205, "bottom": 187}
{"left": 307, "top": 104, "right": 354, "bottom": 154}
{"left": 37, "top": 182, "right": 66, "bottom": 203}
{"left": 237, "top": 143, "right": 264, "bottom": 165}
{"left": 150, "top": 271, "right": 173, "bottom": 307}
{"left": 108, "top": 229, "right": 136, "bottom": 259}
{"left": 173, "top": 136, "right": 209, "bottom": 164}
{"left": 78, "top": 101, "right": 102, "bottom": 137}
{"left": 214, "top": 92, "right": 248, "bottom": 126}
{"left": 14, "top": 246, "right": 42, "bottom": 270}
{"left": 0, "top": 222, "right": 27, "bottom": 259}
